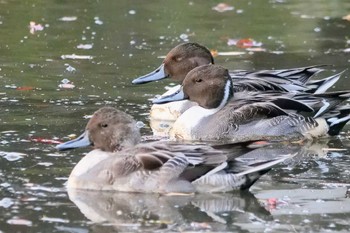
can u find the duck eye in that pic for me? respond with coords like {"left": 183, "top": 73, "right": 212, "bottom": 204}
{"left": 195, "top": 78, "right": 202, "bottom": 83}
{"left": 101, "top": 123, "right": 108, "bottom": 128}
{"left": 173, "top": 56, "right": 183, "bottom": 62}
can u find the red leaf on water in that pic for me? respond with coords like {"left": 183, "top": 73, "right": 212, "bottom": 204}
{"left": 30, "top": 137, "right": 62, "bottom": 144}
{"left": 236, "top": 38, "right": 254, "bottom": 48}
{"left": 228, "top": 38, "right": 263, "bottom": 48}
{"left": 267, "top": 198, "right": 278, "bottom": 205}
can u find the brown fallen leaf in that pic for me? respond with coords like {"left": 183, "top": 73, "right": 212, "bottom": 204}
{"left": 210, "top": 49, "right": 218, "bottom": 57}
{"left": 342, "top": 14, "right": 350, "bottom": 21}
{"left": 16, "top": 86, "right": 34, "bottom": 91}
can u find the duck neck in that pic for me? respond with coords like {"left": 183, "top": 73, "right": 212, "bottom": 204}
{"left": 174, "top": 79, "right": 233, "bottom": 131}
{"left": 216, "top": 78, "right": 233, "bottom": 111}
{"left": 197, "top": 78, "right": 233, "bottom": 115}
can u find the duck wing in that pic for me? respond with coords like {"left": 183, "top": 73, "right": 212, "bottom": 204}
{"left": 223, "top": 101, "right": 290, "bottom": 125}
{"left": 230, "top": 65, "right": 324, "bottom": 85}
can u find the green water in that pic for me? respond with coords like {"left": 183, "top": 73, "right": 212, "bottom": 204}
{"left": 0, "top": 0, "right": 350, "bottom": 232}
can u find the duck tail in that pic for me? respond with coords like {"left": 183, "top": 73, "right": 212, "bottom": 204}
{"left": 311, "top": 91, "right": 350, "bottom": 117}
{"left": 235, "top": 154, "right": 296, "bottom": 190}
{"left": 276, "top": 65, "right": 326, "bottom": 85}
{"left": 324, "top": 106, "right": 350, "bottom": 135}
{"left": 238, "top": 168, "right": 270, "bottom": 190}
{"left": 306, "top": 71, "right": 344, "bottom": 94}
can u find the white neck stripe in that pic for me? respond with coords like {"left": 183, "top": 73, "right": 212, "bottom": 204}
{"left": 216, "top": 79, "right": 232, "bottom": 110}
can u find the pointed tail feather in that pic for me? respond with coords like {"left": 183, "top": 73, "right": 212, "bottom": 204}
{"left": 324, "top": 106, "right": 350, "bottom": 135}
{"left": 236, "top": 154, "right": 295, "bottom": 177}
{"left": 311, "top": 91, "right": 350, "bottom": 117}
{"left": 306, "top": 71, "right": 344, "bottom": 94}
{"left": 235, "top": 153, "right": 297, "bottom": 190}
{"left": 272, "top": 65, "right": 326, "bottom": 85}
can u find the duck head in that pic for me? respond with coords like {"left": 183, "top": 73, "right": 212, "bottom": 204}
{"left": 56, "top": 107, "right": 141, "bottom": 152}
{"left": 132, "top": 43, "right": 214, "bottom": 84}
{"left": 153, "top": 64, "right": 233, "bottom": 109}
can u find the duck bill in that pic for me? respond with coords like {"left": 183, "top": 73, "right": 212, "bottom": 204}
{"left": 56, "top": 131, "right": 92, "bottom": 151}
{"left": 152, "top": 87, "right": 187, "bottom": 104}
{"left": 132, "top": 64, "right": 168, "bottom": 84}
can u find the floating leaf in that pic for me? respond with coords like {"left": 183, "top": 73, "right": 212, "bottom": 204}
{"left": 59, "top": 83, "right": 75, "bottom": 89}
{"left": 246, "top": 47, "right": 267, "bottom": 52}
{"left": 342, "top": 14, "right": 350, "bottom": 21}
{"left": 29, "top": 21, "right": 44, "bottom": 34}
{"left": 212, "top": 3, "right": 234, "bottom": 12}
{"left": 7, "top": 218, "right": 32, "bottom": 226}
{"left": 77, "top": 44, "right": 93, "bottom": 50}
{"left": 61, "top": 54, "right": 93, "bottom": 60}
{"left": 210, "top": 49, "right": 218, "bottom": 57}
{"left": 30, "top": 137, "right": 62, "bottom": 144}
{"left": 58, "top": 79, "right": 75, "bottom": 89}
{"left": 228, "top": 38, "right": 263, "bottom": 48}
{"left": 41, "top": 216, "right": 69, "bottom": 223}
{"left": 38, "top": 162, "right": 53, "bottom": 167}
{"left": 267, "top": 198, "right": 277, "bottom": 205}
{"left": 16, "top": 86, "right": 34, "bottom": 91}
{"left": 264, "top": 197, "right": 288, "bottom": 210}
{"left": 68, "top": 134, "right": 77, "bottom": 139}
{"left": 190, "top": 222, "right": 212, "bottom": 229}
{"left": 210, "top": 50, "right": 246, "bottom": 57}
{"left": 58, "top": 16, "right": 78, "bottom": 22}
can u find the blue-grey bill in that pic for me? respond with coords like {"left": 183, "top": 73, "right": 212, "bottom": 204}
{"left": 152, "top": 87, "right": 186, "bottom": 104}
{"left": 132, "top": 64, "right": 167, "bottom": 84}
{"left": 56, "top": 131, "right": 91, "bottom": 151}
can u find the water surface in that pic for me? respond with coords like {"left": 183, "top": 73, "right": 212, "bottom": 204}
{"left": 0, "top": 0, "right": 350, "bottom": 232}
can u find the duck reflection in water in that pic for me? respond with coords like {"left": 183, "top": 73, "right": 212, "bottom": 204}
{"left": 67, "top": 189, "right": 272, "bottom": 231}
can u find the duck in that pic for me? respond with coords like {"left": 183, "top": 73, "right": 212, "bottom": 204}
{"left": 153, "top": 64, "right": 350, "bottom": 142}
{"left": 132, "top": 42, "right": 335, "bottom": 94}
{"left": 55, "top": 107, "right": 293, "bottom": 193}
{"left": 131, "top": 43, "right": 341, "bottom": 136}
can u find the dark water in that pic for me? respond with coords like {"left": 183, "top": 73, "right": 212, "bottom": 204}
{"left": 1, "top": 0, "right": 350, "bottom": 232}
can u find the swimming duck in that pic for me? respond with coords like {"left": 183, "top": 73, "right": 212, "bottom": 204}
{"left": 55, "top": 107, "right": 293, "bottom": 193}
{"left": 132, "top": 43, "right": 341, "bottom": 136}
{"left": 153, "top": 64, "right": 350, "bottom": 142}
{"left": 132, "top": 42, "right": 337, "bottom": 94}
